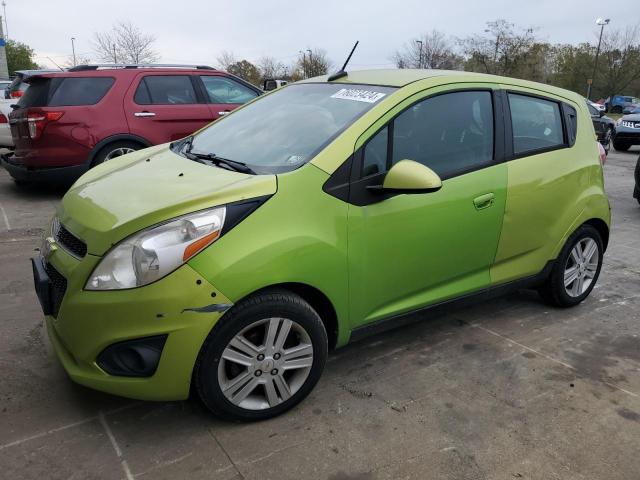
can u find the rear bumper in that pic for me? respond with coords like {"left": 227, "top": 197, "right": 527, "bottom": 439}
{"left": 1, "top": 152, "right": 88, "bottom": 183}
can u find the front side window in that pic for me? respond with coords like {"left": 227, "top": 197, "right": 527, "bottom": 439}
{"left": 186, "top": 83, "right": 395, "bottom": 174}
{"left": 200, "top": 76, "right": 258, "bottom": 104}
{"left": 509, "top": 93, "right": 564, "bottom": 155}
{"left": 359, "top": 91, "right": 494, "bottom": 179}
{"left": 134, "top": 75, "right": 197, "bottom": 105}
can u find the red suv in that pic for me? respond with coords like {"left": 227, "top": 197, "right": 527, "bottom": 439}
{"left": 2, "top": 64, "right": 261, "bottom": 185}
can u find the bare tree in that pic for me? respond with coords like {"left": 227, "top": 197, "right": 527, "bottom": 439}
{"left": 93, "top": 22, "right": 159, "bottom": 64}
{"left": 392, "top": 30, "right": 462, "bottom": 70}
{"left": 294, "top": 48, "right": 332, "bottom": 79}
{"left": 460, "top": 20, "right": 538, "bottom": 77}
{"left": 258, "top": 55, "right": 288, "bottom": 79}
{"left": 598, "top": 25, "right": 640, "bottom": 101}
{"left": 63, "top": 54, "right": 92, "bottom": 68}
{"left": 216, "top": 50, "right": 237, "bottom": 70}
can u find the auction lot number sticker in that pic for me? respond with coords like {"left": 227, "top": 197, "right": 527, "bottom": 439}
{"left": 331, "top": 88, "right": 386, "bottom": 103}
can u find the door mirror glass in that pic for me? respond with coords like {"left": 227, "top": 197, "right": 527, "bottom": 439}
{"left": 381, "top": 159, "right": 442, "bottom": 193}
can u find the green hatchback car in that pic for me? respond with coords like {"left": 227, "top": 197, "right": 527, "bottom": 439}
{"left": 34, "top": 69, "right": 610, "bottom": 420}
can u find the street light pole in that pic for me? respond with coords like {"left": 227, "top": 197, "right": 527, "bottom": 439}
{"left": 1, "top": 2, "right": 7, "bottom": 39}
{"left": 415, "top": 40, "right": 423, "bottom": 69}
{"left": 587, "top": 17, "right": 610, "bottom": 101}
{"left": 71, "top": 37, "right": 76, "bottom": 66}
{"left": 306, "top": 49, "right": 312, "bottom": 77}
{"left": 299, "top": 50, "right": 306, "bottom": 79}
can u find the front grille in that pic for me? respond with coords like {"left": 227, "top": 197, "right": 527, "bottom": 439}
{"left": 45, "top": 262, "right": 67, "bottom": 318}
{"left": 54, "top": 219, "right": 87, "bottom": 258}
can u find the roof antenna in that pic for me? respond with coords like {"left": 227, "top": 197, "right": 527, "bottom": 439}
{"left": 328, "top": 41, "right": 359, "bottom": 81}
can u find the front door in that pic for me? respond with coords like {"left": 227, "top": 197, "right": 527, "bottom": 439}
{"left": 198, "top": 74, "right": 260, "bottom": 120}
{"left": 347, "top": 88, "right": 508, "bottom": 328}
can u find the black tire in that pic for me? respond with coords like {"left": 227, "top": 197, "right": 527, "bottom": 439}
{"left": 611, "top": 106, "right": 623, "bottom": 114}
{"left": 538, "top": 225, "right": 604, "bottom": 308}
{"left": 613, "top": 141, "right": 630, "bottom": 152}
{"left": 12, "top": 178, "right": 30, "bottom": 187}
{"left": 194, "top": 289, "right": 328, "bottom": 421}
{"left": 92, "top": 140, "right": 141, "bottom": 166}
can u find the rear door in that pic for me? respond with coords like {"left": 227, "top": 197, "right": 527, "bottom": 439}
{"left": 197, "top": 74, "right": 260, "bottom": 119}
{"left": 124, "top": 73, "right": 213, "bottom": 145}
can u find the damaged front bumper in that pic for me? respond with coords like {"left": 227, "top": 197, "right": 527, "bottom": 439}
{"left": 42, "top": 242, "right": 232, "bottom": 401}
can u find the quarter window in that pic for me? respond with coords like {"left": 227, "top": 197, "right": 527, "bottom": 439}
{"left": 134, "top": 75, "right": 197, "bottom": 105}
{"left": 200, "top": 76, "right": 258, "bottom": 104}
{"left": 362, "top": 127, "right": 388, "bottom": 177}
{"left": 508, "top": 93, "right": 564, "bottom": 155}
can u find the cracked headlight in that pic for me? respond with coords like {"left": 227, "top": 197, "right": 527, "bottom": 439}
{"left": 86, "top": 207, "right": 225, "bottom": 290}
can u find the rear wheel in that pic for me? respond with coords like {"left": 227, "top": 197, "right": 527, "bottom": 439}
{"left": 92, "top": 141, "right": 141, "bottom": 166}
{"left": 195, "top": 290, "right": 328, "bottom": 421}
{"left": 538, "top": 225, "right": 603, "bottom": 308}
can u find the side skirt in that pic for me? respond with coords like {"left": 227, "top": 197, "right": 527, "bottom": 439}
{"left": 348, "top": 261, "right": 554, "bottom": 344}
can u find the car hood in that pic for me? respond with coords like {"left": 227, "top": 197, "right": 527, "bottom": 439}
{"left": 621, "top": 113, "right": 640, "bottom": 121}
{"left": 58, "top": 144, "right": 277, "bottom": 256}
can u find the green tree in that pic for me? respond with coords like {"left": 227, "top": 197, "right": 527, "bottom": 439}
{"left": 6, "top": 40, "right": 38, "bottom": 75}
{"left": 226, "top": 59, "right": 261, "bottom": 86}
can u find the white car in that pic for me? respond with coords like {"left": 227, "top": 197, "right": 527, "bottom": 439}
{"left": 0, "top": 99, "right": 14, "bottom": 148}
{"left": 587, "top": 99, "right": 606, "bottom": 112}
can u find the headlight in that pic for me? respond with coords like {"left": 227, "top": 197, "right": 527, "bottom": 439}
{"left": 86, "top": 207, "right": 225, "bottom": 290}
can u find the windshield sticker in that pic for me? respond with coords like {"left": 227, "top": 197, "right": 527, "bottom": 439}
{"left": 330, "top": 88, "right": 386, "bottom": 103}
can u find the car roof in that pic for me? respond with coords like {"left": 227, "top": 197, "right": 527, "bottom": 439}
{"left": 302, "top": 69, "right": 582, "bottom": 102}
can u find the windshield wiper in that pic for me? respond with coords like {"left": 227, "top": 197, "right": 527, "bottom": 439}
{"left": 181, "top": 137, "right": 256, "bottom": 174}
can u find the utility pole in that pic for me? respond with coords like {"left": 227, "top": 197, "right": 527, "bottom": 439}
{"left": 587, "top": 17, "right": 610, "bottom": 101}
{"left": 1, "top": 2, "right": 7, "bottom": 40}
{"left": 71, "top": 37, "right": 76, "bottom": 66}
{"left": 299, "top": 50, "right": 306, "bottom": 79}
{"left": 415, "top": 40, "right": 423, "bottom": 69}
{"left": 306, "top": 49, "right": 312, "bottom": 77}
{"left": 113, "top": 44, "right": 117, "bottom": 64}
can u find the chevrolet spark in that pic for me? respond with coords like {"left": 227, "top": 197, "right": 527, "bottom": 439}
{"left": 34, "top": 70, "right": 610, "bottom": 420}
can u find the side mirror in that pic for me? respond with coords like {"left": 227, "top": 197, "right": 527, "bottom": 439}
{"left": 368, "top": 159, "right": 442, "bottom": 194}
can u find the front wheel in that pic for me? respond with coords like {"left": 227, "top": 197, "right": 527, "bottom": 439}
{"left": 194, "top": 290, "right": 328, "bottom": 421}
{"left": 538, "top": 225, "right": 603, "bottom": 308}
{"left": 613, "top": 140, "right": 630, "bottom": 152}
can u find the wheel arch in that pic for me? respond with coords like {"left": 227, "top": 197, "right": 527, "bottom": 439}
{"left": 583, "top": 218, "right": 610, "bottom": 251}
{"left": 87, "top": 134, "right": 152, "bottom": 166}
{"left": 242, "top": 282, "right": 340, "bottom": 350}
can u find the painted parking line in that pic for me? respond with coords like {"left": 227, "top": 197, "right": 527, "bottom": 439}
{"left": 99, "top": 411, "right": 134, "bottom": 480}
{"left": 0, "top": 202, "right": 10, "bottom": 230}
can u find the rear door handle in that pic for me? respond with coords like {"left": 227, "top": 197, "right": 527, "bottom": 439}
{"left": 473, "top": 193, "right": 495, "bottom": 210}
{"left": 134, "top": 111, "right": 156, "bottom": 117}
{"left": 218, "top": 111, "right": 230, "bottom": 115}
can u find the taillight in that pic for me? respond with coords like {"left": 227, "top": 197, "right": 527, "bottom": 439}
{"left": 26, "top": 111, "right": 64, "bottom": 140}
{"left": 0, "top": 114, "right": 7, "bottom": 124}
{"left": 10, "top": 90, "right": 23, "bottom": 98}
{"left": 597, "top": 141, "right": 606, "bottom": 166}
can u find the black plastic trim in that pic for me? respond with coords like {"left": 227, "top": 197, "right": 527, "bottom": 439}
{"left": 97, "top": 335, "right": 168, "bottom": 377}
{"left": 221, "top": 195, "right": 272, "bottom": 236}
{"left": 349, "top": 260, "right": 555, "bottom": 343}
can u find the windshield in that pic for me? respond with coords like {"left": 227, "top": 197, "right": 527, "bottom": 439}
{"left": 185, "top": 83, "right": 396, "bottom": 174}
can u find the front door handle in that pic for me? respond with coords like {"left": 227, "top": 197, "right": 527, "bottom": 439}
{"left": 218, "top": 111, "right": 230, "bottom": 116}
{"left": 134, "top": 111, "right": 156, "bottom": 117}
{"left": 473, "top": 193, "right": 495, "bottom": 210}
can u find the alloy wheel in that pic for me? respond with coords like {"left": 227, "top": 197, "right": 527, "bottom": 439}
{"left": 105, "top": 147, "right": 136, "bottom": 161}
{"left": 564, "top": 238, "right": 599, "bottom": 297}
{"left": 217, "top": 317, "right": 314, "bottom": 410}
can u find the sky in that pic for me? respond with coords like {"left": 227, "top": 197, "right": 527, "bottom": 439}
{"left": 6, "top": 0, "right": 640, "bottom": 70}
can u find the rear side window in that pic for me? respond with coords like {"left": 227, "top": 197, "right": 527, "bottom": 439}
{"left": 48, "top": 77, "right": 114, "bottom": 106}
{"left": 134, "top": 75, "right": 197, "bottom": 105}
{"left": 508, "top": 94, "right": 564, "bottom": 155}
{"left": 200, "top": 76, "right": 258, "bottom": 104}
{"left": 18, "top": 77, "right": 114, "bottom": 107}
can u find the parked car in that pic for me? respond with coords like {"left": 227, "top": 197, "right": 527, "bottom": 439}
{"left": 33, "top": 69, "right": 610, "bottom": 420}
{"left": 0, "top": 100, "right": 14, "bottom": 148}
{"left": 4, "top": 69, "right": 60, "bottom": 99}
{"left": 587, "top": 98, "right": 605, "bottom": 112}
{"left": 634, "top": 153, "right": 640, "bottom": 204}
{"left": 587, "top": 100, "right": 615, "bottom": 153}
{"left": 2, "top": 64, "right": 261, "bottom": 185}
{"left": 613, "top": 112, "right": 640, "bottom": 151}
{"left": 0, "top": 79, "right": 12, "bottom": 94}
{"left": 605, "top": 95, "right": 640, "bottom": 114}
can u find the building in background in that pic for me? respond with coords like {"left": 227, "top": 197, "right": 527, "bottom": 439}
{"left": 0, "top": 16, "right": 8, "bottom": 79}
